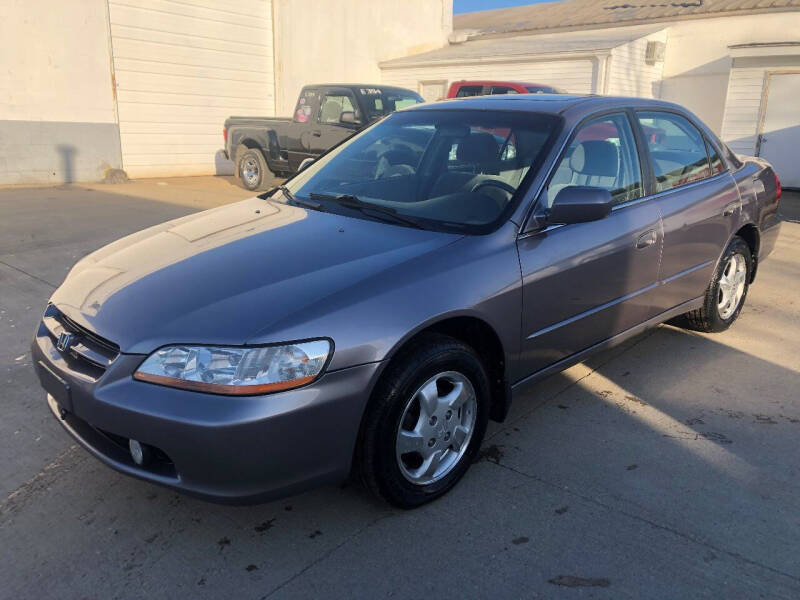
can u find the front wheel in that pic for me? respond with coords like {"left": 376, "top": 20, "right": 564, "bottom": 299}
{"left": 675, "top": 236, "right": 752, "bottom": 333}
{"left": 356, "top": 333, "right": 490, "bottom": 508}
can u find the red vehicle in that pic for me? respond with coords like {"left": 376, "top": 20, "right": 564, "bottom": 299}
{"left": 446, "top": 80, "right": 564, "bottom": 98}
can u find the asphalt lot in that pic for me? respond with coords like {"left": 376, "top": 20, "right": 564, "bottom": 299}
{"left": 1, "top": 178, "right": 799, "bottom": 599}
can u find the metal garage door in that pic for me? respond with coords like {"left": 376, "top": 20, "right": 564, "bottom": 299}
{"left": 758, "top": 72, "right": 800, "bottom": 188}
{"left": 108, "top": 0, "right": 275, "bottom": 178}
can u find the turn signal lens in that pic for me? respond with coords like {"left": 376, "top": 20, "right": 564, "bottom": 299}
{"left": 134, "top": 340, "right": 330, "bottom": 395}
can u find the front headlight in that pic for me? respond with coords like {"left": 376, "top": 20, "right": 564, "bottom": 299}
{"left": 133, "top": 340, "right": 331, "bottom": 395}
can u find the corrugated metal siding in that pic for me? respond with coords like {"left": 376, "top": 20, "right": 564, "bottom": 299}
{"left": 606, "top": 30, "right": 667, "bottom": 97}
{"left": 720, "top": 65, "right": 768, "bottom": 154}
{"left": 381, "top": 58, "right": 597, "bottom": 98}
{"left": 109, "top": 0, "right": 275, "bottom": 178}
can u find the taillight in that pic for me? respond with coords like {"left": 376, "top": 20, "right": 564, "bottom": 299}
{"left": 223, "top": 127, "right": 227, "bottom": 143}
{"left": 775, "top": 171, "right": 782, "bottom": 201}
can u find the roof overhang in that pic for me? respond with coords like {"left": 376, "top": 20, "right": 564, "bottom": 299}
{"left": 380, "top": 49, "right": 611, "bottom": 70}
{"left": 729, "top": 42, "right": 800, "bottom": 58}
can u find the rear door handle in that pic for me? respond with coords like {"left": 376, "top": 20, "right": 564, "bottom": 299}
{"left": 636, "top": 230, "right": 657, "bottom": 249}
{"left": 311, "top": 130, "right": 322, "bottom": 137}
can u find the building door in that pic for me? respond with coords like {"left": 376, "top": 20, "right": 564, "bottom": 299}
{"left": 759, "top": 73, "right": 800, "bottom": 188}
{"left": 419, "top": 81, "right": 447, "bottom": 102}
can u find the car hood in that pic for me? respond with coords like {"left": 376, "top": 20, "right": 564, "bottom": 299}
{"left": 51, "top": 197, "right": 460, "bottom": 354}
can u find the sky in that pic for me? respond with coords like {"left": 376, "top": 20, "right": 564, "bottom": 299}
{"left": 453, "top": 0, "right": 560, "bottom": 14}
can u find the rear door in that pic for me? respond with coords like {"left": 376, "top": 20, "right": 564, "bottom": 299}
{"left": 517, "top": 112, "right": 663, "bottom": 376}
{"left": 634, "top": 111, "right": 740, "bottom": 313}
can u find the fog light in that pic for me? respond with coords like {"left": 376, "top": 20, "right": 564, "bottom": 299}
{"left": 129, "top": 439, "right": 152, "bottom": 466}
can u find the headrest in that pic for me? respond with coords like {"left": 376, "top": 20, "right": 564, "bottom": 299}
{"left": 569, "top": 140, "right": 618, "bottom": 177}
{"left": 456, "top": 132, "right": 500, "bottom": 165}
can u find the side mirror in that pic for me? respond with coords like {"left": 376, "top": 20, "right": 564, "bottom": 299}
{"left": 340, "top": 111, "right": 360, "bottom": 125}
{"left": 298, "top": 157, "right": 315, "bottom": 172}
{"left": 548, "top": 186, "right": 613, "bottom": 225}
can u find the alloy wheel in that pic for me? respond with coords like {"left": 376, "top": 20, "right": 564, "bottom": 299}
{"left": 395, "top": 371, "right": 477, "bottom": 485}
{"left": 718, "top": 252, "right": 747, "bottom": 319}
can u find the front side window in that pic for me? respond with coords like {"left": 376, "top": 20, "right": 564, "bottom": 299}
{"left": 319, "top": 93, "right": 357, "bottom": 124}
{"left": 282, "top": 110, "right": 561, "bottom": 233}
{"left": 636, "top": 112, "right": 712, "bottom": 192}
{"left": 545, "top": 113, "right": 643, "bottom": 208}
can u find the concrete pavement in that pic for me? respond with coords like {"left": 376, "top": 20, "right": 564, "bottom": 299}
{"left": 1, "top": 180, "right": 798, "bottom": 598}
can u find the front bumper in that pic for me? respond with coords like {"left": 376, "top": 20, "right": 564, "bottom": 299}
{"left": 32, "top": 320, "right": 380, "bottom": 504}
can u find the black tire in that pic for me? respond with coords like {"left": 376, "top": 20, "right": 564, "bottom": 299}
{"left": 674, "top": 236, "right": 752, "bottom": 333}
{"left": 236, "top": 147, "right": 269, "bottom": 191}
{"left": 356, "top": 333, "right": 490, "bottom": 508}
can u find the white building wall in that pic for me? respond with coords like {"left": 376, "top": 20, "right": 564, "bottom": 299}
{"left": 108, "top": 0, "right": 276, "bottom": 178}
{"left": 660, "top": 13, "right": 800, "bottom": 134}
{"left": 606, "top": 29, "right": 667, "bottom": 98}
{"left": 272, "top": 0, "right": 452, "bottom": 116}
{"left": 0, "top": 0, "right": 121, "bottom": 184}
{"left": 381, "top": 57, "right": 598, "bottom": 99}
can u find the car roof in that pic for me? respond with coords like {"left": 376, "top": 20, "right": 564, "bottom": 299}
{"left": 451, "top": 81, "right": 553, "bottom": 88}
{"left": 410, "top": 94, "right": 689, "bottom": 117}
{"left": 303, "top": 84, "right": 419, "bottom": 93}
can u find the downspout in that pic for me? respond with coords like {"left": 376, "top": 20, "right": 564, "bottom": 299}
{"left": 271, "top": 0, "right": 280, "bottom": 117}
{"left": 103, "top": 0, "right": 124, "bottom": 174}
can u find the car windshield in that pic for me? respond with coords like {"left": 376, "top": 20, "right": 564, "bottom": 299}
{"left": 283, "top": 109, "right": 560, "bottom": 233}
{"left": 357, "top": 88, "right": 424, "bottom": 121}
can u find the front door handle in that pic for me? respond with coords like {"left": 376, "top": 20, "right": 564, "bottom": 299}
{"left": 636, "top": 230, "right": 657, "bottom": 249}
{"left": 723, "top": 201, "right": 739, "bottom": 217}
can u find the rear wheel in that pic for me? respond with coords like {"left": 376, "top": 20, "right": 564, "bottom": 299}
{"left": 357, "top": 333, "right": 489, "bottom": 508}
{"left": 674, "top": 236, "right": 752, "bottom": 333}
{"left": 237, "top": 147, "right": 269, "bottom": 191}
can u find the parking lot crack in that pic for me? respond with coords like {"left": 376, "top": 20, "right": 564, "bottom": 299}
{"left": 0, "top": 258, "right": 58, "bottom": 289}
{"left": 260, "top": 512, "right": 393, "bottom": 598}
{"left": 488, "top": 460, "right": 800, "bottom": 586}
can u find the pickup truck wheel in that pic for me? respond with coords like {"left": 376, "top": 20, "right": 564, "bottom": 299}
{"left": 356, "top": 333, "right": 489, "bottom": 508}
{"left": 237, "top": 148, "right": 268, "bottom": 191}
{"left": 674, "top": 236, "right": 752, "bottom": 333}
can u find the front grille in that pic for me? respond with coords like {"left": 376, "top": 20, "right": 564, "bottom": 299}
{"left": 42, "top": 305, "right": 120, "bottom": 376}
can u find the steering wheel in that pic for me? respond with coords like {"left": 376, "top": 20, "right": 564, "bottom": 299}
{"left": 471, "top": 179, "right": 516, "bottom": 198}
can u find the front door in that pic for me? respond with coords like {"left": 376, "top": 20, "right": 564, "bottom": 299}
{"left": 517, "top": 112, "right": 663, "bottom": 376}
{"left": 312, "top": 89, "right": 360, "bottom": 155}
{"left": 758, "top": 72, "right": 800, "bottom": 188}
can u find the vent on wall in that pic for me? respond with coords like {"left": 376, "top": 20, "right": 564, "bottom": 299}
{"left": 645, "top": 41, "right": 666, "bottom": 65}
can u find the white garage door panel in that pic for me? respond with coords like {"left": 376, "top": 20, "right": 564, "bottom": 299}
{"left": 759, "top": 73, "right": 800, "bottom": 188}
{"left": 114, "top": 58, "right": 270, "bottom": 84}
{"left": 109, "top": 0, "right": 274, "bottom": 178}
{"left": 112, "top": 39, "right": 271, "bottom": 72}
{"left": 110, "top": 3, "right": 269, "bottom": 42}
{"left": 118, "top": 72, "right": 269, "bottom": 99}
{"left": 118, "top": 90, "right": 267, "bottom": 111}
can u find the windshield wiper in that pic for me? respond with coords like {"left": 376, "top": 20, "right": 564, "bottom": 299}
{"left": 308, "top": 193, "right": 424, "bottom": 229}
{"left": 280, "top": 185, "right": 322, "bottom": 210}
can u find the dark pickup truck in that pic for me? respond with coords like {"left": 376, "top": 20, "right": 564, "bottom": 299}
{"left": 224, "top": 84, "right": 423, "bottom": 190}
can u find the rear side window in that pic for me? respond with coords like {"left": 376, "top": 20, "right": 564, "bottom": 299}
{"left": 489, "top": 86, "right": 519, "bottom": 95}
{"left": 636, "top": 112, "right": 712, "bottom": 192}
{"left": 546, "top": 113, "right": 643, "bottom": 207}
{"left": 455, "top": 85, "right": 484, "bottom": 98}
